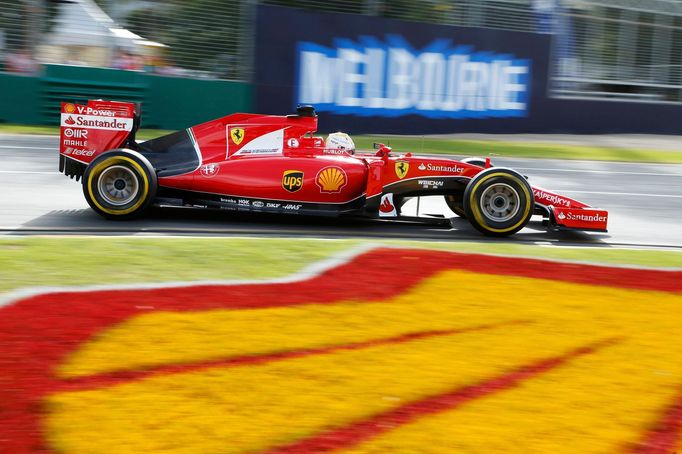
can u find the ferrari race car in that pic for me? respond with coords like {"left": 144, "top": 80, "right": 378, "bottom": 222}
{"left": 58, "top": 100, "right": 608, "bottom": 236}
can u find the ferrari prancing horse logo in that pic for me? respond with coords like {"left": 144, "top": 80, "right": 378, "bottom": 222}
{"left": 230, "top": 127, "right": 245, "bottom": 146}
{"left": 395, "top": 161, "right": 409, "bottom": 179}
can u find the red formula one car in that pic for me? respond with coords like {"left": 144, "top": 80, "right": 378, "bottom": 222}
{"left": 58, "top": 100, "right": 608, "bottom": 236}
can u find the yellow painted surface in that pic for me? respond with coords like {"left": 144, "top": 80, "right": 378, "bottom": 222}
{"left": 46, "top": 270, "right": 682, "bottom": 454}
{"left": 346, "top": 338, "right": 682, "bottom": 454}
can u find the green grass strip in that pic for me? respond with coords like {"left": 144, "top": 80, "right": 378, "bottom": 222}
{"left": 0, "top": 237, "right": 679, "bottom": 297}
{"left": 0, "top": 237, "right": 355, "bottom": 296}
{"left": 395, "top": 241, "right": 682, "bottom": 269}
{"left": 2, "top": 124, "right": 682, "bottom": 163}
{"left": 0, "top": 124, "right": 171, "bottom": 141}
{"left": 353, "top": 136, "right": 682, "bottom": 164}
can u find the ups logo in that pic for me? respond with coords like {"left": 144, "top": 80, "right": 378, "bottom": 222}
{"left": 282, "top": 170, "right": 304, "bottom": 192}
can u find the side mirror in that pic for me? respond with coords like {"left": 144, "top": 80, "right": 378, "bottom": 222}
{"left": 374, "top": 143, "right": 392, "bottom": 157}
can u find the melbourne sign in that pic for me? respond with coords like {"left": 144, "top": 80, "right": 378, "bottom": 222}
{"left": 255, "top": 5, "right": 551, "bottom": 133}
{"left": 296, "top": 36, "right": 530, "bottom": 119}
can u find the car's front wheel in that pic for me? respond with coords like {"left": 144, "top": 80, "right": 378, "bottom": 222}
{"left": 82, "top": 149, "right": 157, "bottom": 220}
{"left": 463, "top": 167, "right": 533, "bottom": 236}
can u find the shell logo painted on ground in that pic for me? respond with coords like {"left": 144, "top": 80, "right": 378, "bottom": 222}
{"left": 1, "top": 248, "right": 682, "bottom": 454}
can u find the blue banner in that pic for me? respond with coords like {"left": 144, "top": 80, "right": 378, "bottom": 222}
{"left": 296, "top": 36, "right": 531, "bottom": 119}
{"left": 254, "top": 5, "right": 551, "bottom": 134}
{"left": 254, "top": 5, "right": 682, "bottom": 134}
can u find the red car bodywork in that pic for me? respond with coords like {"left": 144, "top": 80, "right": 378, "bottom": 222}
{"left": 58, "top": 100, "right": 608, "bottom": 233}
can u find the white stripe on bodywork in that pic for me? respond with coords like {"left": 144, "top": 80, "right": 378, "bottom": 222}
{"left": 231, "top": 127, "right": 287, "bottom": 157}
{"left": 187, "top": 128, "right": 203, "bottom": 170}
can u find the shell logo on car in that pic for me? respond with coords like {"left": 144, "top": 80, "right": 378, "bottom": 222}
{"left": 1, "top": 248, "right": 681, "bottom": 454}
{"left": 316, "top": 166, "right": 347, "bottom": 193}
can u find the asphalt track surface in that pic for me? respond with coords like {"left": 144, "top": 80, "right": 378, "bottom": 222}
{"left": 1, "top": 135, "right": 681, "bottom": 248}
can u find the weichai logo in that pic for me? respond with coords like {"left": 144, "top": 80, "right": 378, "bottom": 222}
{"left": 1, "top": 249, "right": 682, "bottom": 453}
{"left": 282, "top": 170, "right": 304, "bottom": 192}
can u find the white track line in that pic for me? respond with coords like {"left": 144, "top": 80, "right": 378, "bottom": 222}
{"left": 560, "top": 190, "right": 682, "bottom": 198}
{"left": 514, "top": 167, "right": 681, "bottom": 177}
{"left": 0, "top": 243, "right": 377, "bottom": 309}
{"left": 1, "top": 241, "right": 680, "bottom": 309}
{"left": 0, "top": 146, "right": 53, "bottom": 150}
{"left": 0, "top": 170, "right": 56, "bottom": 175}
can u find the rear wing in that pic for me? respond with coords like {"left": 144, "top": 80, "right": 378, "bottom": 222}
{"left": 59, "top": 100, "right": 140, "bottom": 180}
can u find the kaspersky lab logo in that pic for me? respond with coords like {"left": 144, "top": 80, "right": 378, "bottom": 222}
{"left": 296, "top": 35, "right": 530, "bottom": 119}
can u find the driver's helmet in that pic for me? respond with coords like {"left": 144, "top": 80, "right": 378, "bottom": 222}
{"left": 325, "top": 132, "right": 355, "bottom": 154}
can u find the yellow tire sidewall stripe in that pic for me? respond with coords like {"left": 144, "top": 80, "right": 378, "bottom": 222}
{"left": 87, "top": 156, "right": 149, "bottom": 216}
{"left": 469, "top": 172, "right": 532, "bottom": 233}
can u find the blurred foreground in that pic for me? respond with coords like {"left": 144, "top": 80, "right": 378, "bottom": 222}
{"left": 1, "top": 239, "right": 681, "bottom": 453}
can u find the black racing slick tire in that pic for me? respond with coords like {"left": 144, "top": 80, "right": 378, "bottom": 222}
{"left": 444, "top": 158, "right": 490, "bottom": 218}
{"left": 82, "top": 149, "right": 157, "bottom": 220}
{"left": 463, "top": 167, "right": 533, "bottom": 237}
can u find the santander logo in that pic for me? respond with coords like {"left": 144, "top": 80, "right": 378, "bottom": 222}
{"left": 380, "top": 197, "right": 395, "bottom": 213}
{"left": 378, "top": 193, "right": 397, "bottom": 217}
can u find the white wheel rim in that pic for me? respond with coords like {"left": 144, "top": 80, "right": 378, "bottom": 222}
{"left": 97, "top": 165, "right": 139, "bottom": 206}
{"left": 479, "top": 183, "right": 520, "bottom": 222}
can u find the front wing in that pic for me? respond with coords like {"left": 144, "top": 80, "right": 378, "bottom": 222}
{"left": 533, "top": 186, "right": 608, "bottom": 232}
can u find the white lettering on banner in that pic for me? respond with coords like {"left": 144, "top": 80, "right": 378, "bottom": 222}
{"left": 60, "top": 114, "right": 133, "bottom": 131}
{"left": 297, "top": 36, "right": 531, "bottom": 118}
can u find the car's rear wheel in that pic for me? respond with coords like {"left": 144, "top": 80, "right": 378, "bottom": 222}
{"left": 83, "top": 149, "right": 157, "bottom": 220}
{"left": 463, "top": 167, "right": 533, "bottom": 236}
{"left": 444, "top": 157, "right": 490, "bottom": 218}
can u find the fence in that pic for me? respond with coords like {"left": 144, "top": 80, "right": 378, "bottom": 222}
{"left": 3, "top": 0, "right": 682, "bottom": 109}
{"left": 262, "top": 0, "right": 682, "bottom": 103}
{"left": 552, "top": 2, "right": 682, "bottom": 103}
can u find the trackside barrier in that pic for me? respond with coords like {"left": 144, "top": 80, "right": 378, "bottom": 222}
{"left": 0, "top": 65, "right": 253, "bottom": 130}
